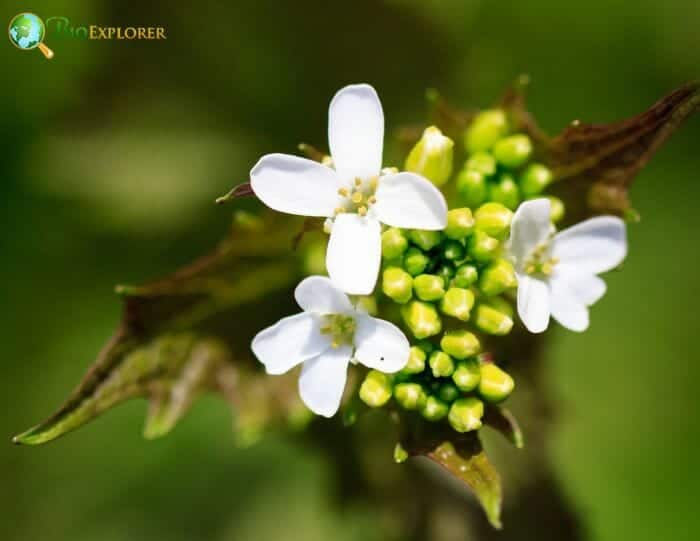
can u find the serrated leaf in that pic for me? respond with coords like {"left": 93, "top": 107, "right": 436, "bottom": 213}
{"left": 14, "top": 215, "right": 303, "bottom": 445}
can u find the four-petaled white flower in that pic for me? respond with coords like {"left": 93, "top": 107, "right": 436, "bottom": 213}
{"left": 251, "top": 276, "right": 410, "bottom": 417}
{"left": 250, "top": 84, "right": 448, "bottom": 295}
{"left": 508, "top": 198, "right": 627, "bottom": 333}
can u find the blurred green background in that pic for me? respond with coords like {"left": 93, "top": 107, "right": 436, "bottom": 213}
{"left": 1, "top": 1, "right": 698, "bottom": 539}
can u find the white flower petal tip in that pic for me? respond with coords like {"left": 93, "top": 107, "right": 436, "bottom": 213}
{"left": 251, "top": 312, "right": 329, "bottom": 375}
{"left": 552, "top": 216, "right": 627, "bottom": 274}
{"left": 354, "top": 315, "right": 410, "bottom": 373}
{"left": 374, "top": 173, "right": 448, "bottom": 230}
{"left": 516, "top": 274, "right": 551, "bottom": 334}
{"left": 294, "top": 276, "right": 353, "bottom": 315}
{"left": 249, "top": 153, "right": 340, "bottom": 217}
{"left": 299, "top": 345, "right": 353, "bottom": 417}
{"left": 328, "top": 84, "right": 384, "bottom": 182}
{"left": 326, "top": 214, "right": 382, "bottom": 295}
{"left": 550, "top": 276, "right": 590, "bottom": 332}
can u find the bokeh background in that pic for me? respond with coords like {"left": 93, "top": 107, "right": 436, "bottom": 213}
{"left": 1, "top": 1, "right": 698, "bottom": 540}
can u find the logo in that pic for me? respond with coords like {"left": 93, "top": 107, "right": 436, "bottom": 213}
{"left": 8, "top": 12, "right": 54, "bottom": 59}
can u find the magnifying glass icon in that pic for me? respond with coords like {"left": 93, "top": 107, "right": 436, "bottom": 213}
{"left": 8, "top": 13, "right": 54, "bottom": 59}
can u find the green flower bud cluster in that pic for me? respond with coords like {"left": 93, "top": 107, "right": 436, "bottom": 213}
{"left": 358, "top": 342, "right": 516, "bottom": 433}
{"left": 458, "top": 109, "right": 563, "bottom": 222}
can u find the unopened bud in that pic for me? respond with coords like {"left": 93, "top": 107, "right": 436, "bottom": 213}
{"left": 482, "top": 295, "right": 514, "bottom": 318}
{"left": 440, "top": 330, "right": 481, "bottom": 359}
{"left": 439, "top": 287, "right": 475, "bottom": 321}
{"left": 445, "top": 208, "right": 475, "bottom": 240}
{"left": 464, "top": 110, "right": 509, "bottom": 154}
{"left": 441, "top": 239, "right": 466, "bottom": 262}
{"left": 448, "top": 397, "right": 485, "bottom": 433}
{"left": 401, "top": 301, "right": 442, "bottom": 339}
{"left": 452, "top": 359, "right": 481, "bottom": 391}
{"left": 468, "top": 231, "right": 500, "bottom": 263}
{"left": 520, "top": 163, "right": 553, "bottom": 197}
{"left": 409, "top": 230, "right": 443, "bottom": 251}
{"left": 433, "top": 263, "right": 456, "bottom": 285}
{"left": 456, "top": 169, "right": 487, "bottom": 208}
{"left": 465, "top": 151, "right": 498, "bottom": 176}
{"left": 438, "top": 381, "right": 460, "bottom": 403}
{"left": 546, "top": 195, "right": 565, "bottom": 223}
{"left": 474, "top": 304, "right": 513, "bottom": 336}
{"left": 429, "top": 350, "right": 455, "bottom": 377}
{"left": 474, "top": 202, "right": 513, "bottom": 239}
{"left": 453, "top": 264, "right": 478, "bottom": 288}
{"left": 404, "top": 345, "right": 427, "bottom": 374}
{"left": 394, "top": 382, "right": 428, "bottom": 410}
{"left": 493, "top": 134, "right": 533, "bottom": 168}
{"left": 405, "top": 126, "right": 454, "bottom": 187}
{"left": 394, "top": 442, "right": 409, "bottom": 463}
{"left": 359, "top": 370, "right": 393, "bottom": 408}
{"left": 421, "top": 395, "right": 450, "bottom": 421}
{"left": 480, "top": 259, "right": 517, "bottom": 296}
{"left": 382, "top": 228, "right": 408, "bottom": 260}
{"left": 382, "top": 267, "right": 413, "bottom": 304}
{"left": 489, "top": 172, "right": 521, "bottom": 211}
{"left": 403, "top": 247, "right": 430, "bottom": 276}
{"left": 478, "top": 363, "right": 515, "bottom": 403}
{"left": 414, "top": 274, "right": 446, "bottom": 301}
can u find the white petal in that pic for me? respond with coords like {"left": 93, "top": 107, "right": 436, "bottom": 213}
{"left": 299, "top": 345, "right": 352, "bottom": 417}
{"left": 328, "top": 84, "right": 384, "bottom": 182}
{"left": 294, "top": 275, "right": 353, "bottom": 315}
{"left": 551, "top": 216, "right": 627, "bottom": 274}
{"left": 373, "top": 172, "right": 448, "bottom": 230}
{"left": 508, "top": 199, "right": 552, "bottom": 266}
{"left": 556, "top": 266, "right": 607, "bottom": 306}
{"left": 251, "top": 312, "right": 330, "bottom": 375}
{"left": 549, "top": 275, "right": 590, "bottom": 332}
{"left": 250, "top": 153, "right": 341, "bottom": 217}
{"left": 516, "top": 273, "right": 551, "bottom": 333}
{"left": 354, "top": 314, "right": 410, "bottom": 373}
{"left": 326, "top": 214, "right": 381, "bottom": 295}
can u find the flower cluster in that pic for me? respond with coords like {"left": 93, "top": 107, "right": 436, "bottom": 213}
{"left": 249, "top": 85, "right": 628, "bottom": 431}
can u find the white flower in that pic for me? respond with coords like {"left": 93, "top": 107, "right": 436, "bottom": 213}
{"left": 508, "top": 198, "right": 627, "bottom": 333}
{"left": 250, "top": 84, "right": 448, "bottom": 295}
{"left": 251, "top": 276, "right": 410, "bottom": 417}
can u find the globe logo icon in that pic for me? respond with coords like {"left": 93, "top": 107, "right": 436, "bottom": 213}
{"left": 8, "top": 12, "right": 54, "bottom": 59}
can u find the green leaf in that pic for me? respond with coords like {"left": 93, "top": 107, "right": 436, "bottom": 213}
{"left": 483, "top": 405, "right": 524, "bottom": 449}
{"left": 14, "top": 215, "right": 304, "bottom": 445}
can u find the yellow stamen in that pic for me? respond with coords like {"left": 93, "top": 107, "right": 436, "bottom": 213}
{"left": 370, "top": 178, "right": 379, "bottom": 190}
{"left": 355, "top": 178, "right": 362, "bottom": 187}
{"left": 358, "top": 206, "right": 367, "bottom": 216}
{"left": 334, "top": 206, "right": 345, "bottom": 215}
{"left": 368, "top": 195, "right": 377, "bottom": 205}
{"left": 338, "top": 187, "right": 349, "bottom": 197}
{"left": 351, "top": 191, "right": 364, "bottom": 204}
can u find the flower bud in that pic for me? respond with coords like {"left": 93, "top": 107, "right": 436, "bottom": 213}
{"left": 439, "top": 287, "right": 475, "bottom": 321}
{"left": 468, "top": 231, "right": 500, "bottom": 263}
{"left": 394, "top": 382, "right": 428, "bottom": 410}
{"left": 421, "top": 395, "right": 449, "bottom": 421}
{"left": 409, "top": 230, "right": 443, "bottom": 251}
{"left": 492, "top": 134, "right": 533, "bottom": 168}
{"left": 404, "top": 345, "right": 427, "bottom": 374}
{"left": 402, "top": 247, "right": 430, "bottom": 276}
{"left": 474, "top": 202, "right": 513, "bottom": 239}
{"left": 414, "top": 274, "right": 446, "bottom": 302}
{"left": 445, "top": 208, "right": 475, "bottom": 240}
{"left": 440, "top": 330, "right": 481, "bottom": 359}
{"left": 464, "top": 109, "right": 509, "bottom": 154}
{"left": 489, "top": 172, "right": 521, "bottom": 211}
{"left": 482, "top": 295, "right": 514, "bottom": 318}
{"left": 474, "top": 304, "right": 513, "bottom": 336}
{"left": 465, "top": 151, "right": 498, "bottom": 177}
{"left": 438, "top": 381, "right": 460, "bottom": 403}
{"left": 416, "top": 340, "right": 436, "bottom": 354}
{"left": 441, "top": 239, "right": 466, "bottom": 263}
{"left": 547, "top": 195, "right": 565, "bottom": 223}
{"left": 405, "top": 126, "right": 454, "bottom": 187}
{"left": 480, "top": 259, "right": 517, "bottom": 296}
{"left": 520, "top": 163, "right": 553, "bottom": 197}
{"left": 448, "top": 397, "right": 485, "bottom": 433}
{"left": 429, "top": 350, "right": 455, "bottom": 377}
{"left": 456, "top": 169, "right": 487, "bottom": 208}
{"left": 382, "top": 228, "right": 408, "bottom": 260}
{"left": 453, "top": 264, "right": 478, "bottom": 288}
{"left": 359, "top": 370, "right": 393, "bottom": 408}
{"left": 394, "top": 442, "right": 409, "bottom": 463}
{"left": 452, "top": 359, "right": 481, "bottom": 391}
{"left": 401, "top": 301, "right": 442, "bottom": 339}
{"left": 382, "top": 267, "right": 413, "bottom": 304}
{"left": 478, "top": 363, "right": 515, "bottom": 402}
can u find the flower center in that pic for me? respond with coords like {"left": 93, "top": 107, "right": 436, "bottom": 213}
{"left": 334, "top": 176, "right": 379, "bottom": 217}
{"left": 320, "top": 314, "right": 356, "bottom": 349}
{"left": 524, "top": 241, "right": 559, "bottom": 277}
